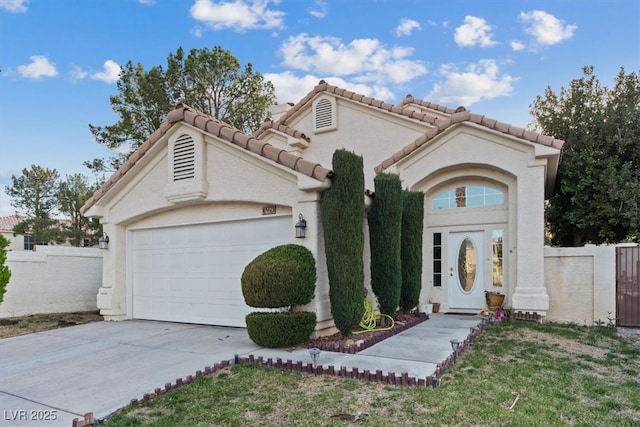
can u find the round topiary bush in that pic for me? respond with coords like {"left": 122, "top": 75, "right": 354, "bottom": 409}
{"left": 245, "top": 311, "right": 317, "bottom": 348}
{"left": 241, "top": 244, "right": 316, "bottom": 308}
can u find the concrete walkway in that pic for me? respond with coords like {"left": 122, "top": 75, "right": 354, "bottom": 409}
{"left": 0, "top": 314, "right": 481, "bottom": 426}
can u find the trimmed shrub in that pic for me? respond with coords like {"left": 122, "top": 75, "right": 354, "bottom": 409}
{"left": 321, "top": 149, "right": 366, "bottom": 337}
{"left": 0, "top": 234, "right": 10, "bottom": 304}
{"left": 400, "top": 190, "right": 424, "bottom": 313}
{"left": 245, "top": 311, "right": 317, "bottom": 348}
{"left": 369, "top": 173, "right": 403, "bottom": 321}
{"left": 241, "top": 244, "right": 316, "bottom": 308}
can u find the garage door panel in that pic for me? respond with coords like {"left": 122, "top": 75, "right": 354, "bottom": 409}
{"left": 132, "top": 216, "right": 291, "bottom": 326}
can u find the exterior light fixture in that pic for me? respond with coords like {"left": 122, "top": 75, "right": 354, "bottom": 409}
{"left": 98, "top": 233, "right": 109, "bottom": 250}
{"left": 469, "top": 326, "right": 480, "bottom": 344}
{"left": 295, "top": 214, "right": 307, "bottom": 238}
{"left": 450, "top": 339, "right": 460, "bottom": 362}
{"left": 309, "top": 347, "right": 321, "bottom": 374}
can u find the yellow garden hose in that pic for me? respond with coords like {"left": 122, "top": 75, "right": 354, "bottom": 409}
{"left": 353, "top": 297, "right": 394, "bottom": 334}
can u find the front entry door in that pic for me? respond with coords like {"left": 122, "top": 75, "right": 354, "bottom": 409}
{"left": 448, "top": 231, "right": 485, "bottom": 309}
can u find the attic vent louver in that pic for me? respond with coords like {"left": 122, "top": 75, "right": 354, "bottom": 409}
{"left": 173, "top": 134, "right": 195, "bottom": 181}
{"left": 315, "top": 98, "right": 333, "bottom": 129}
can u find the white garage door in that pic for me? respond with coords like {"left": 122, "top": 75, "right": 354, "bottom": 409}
{"left": 131, "top": 215, "right": 292, "bottom": 327}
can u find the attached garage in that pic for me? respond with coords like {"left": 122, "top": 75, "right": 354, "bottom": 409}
{"left": 131, "top": 215, "right": 292, "bottom": 327}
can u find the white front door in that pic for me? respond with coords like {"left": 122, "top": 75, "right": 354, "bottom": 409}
{"left": 448, "top": 231, "right": 485, "bottom": 309}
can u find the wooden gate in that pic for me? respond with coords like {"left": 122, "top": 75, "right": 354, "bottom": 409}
{"left": 616, "top": 245, "right": 640, "bottom": 327}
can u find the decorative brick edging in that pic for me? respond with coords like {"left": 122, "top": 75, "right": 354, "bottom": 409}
{"left": 234, "top": 354, "right": 439, "bottom": 387}
{"left": 513, "top": 311, "right": 543, "bottom": 322}
{"left": 307, "top": 313, "right": 430, "bottom": 354}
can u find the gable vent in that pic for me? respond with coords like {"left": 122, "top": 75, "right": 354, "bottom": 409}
{"left": 173, "top": 134, "right": 195, "bottom": 181}
{"left": 315, "top": 98, "right": 333, "bottom": 129}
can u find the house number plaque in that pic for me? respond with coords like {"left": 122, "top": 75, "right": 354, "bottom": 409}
{"left": 262, "top": 205, "right": 277, "bottom": 215}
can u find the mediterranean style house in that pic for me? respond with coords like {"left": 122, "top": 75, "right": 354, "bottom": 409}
{"left": 81, "top": 81, "right": 563, "bottom": 333}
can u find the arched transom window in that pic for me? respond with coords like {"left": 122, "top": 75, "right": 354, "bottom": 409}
{"left": 432, "top": 185, "right": 504, "bottom": 210}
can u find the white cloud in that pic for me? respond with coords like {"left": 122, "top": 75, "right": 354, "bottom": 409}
{"left": 308, "top": 0, "right": 326, "bottom": 18}
{"left": 17, "top": 55, "right": 58, "bottom": 79}
{"left": 510, "top": 40, "right": 525, "bottom": 51}
{"left": 0, "top": 0, "right": 28, "bottom": 13}
{"left": 426, "top": 59, "right": 517, "bottom": 107}
{"left": 278, "top": 34, "right": 427, "bottom": 86}
{"left": 90, "top": 60, "right": 122, "bottom": 84}
{"left": 69, "top": 65, "right": 89, "bottom": 81}
{"left": 395, "top": 18, "right": 421, "bottom": 37}
{"left": 454, "top": 16, "right": 497, "bottom": 47}
{"left": 138, "top": 0, "right": 155, "bottom": 4}
{"left": 265, "top": 71, "right": 395, "bottom": 105}
{"left": 189, "top": 0, "right": 285, "bottom": 32}
{"left": 519, "top": 10, "right": 576, "bottom": 45}
{"left": 191, "top": 26, "right": 203, "bottom": 37}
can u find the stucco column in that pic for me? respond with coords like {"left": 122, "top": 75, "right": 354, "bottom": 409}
{"left": 511, "top": 165, "right": 549, "bottom": 314}
{"left": 96, "top": 223, "right": 127, "bottom": 320}
{"left": 293, "top": 190, "right": 334, "bottom": 332}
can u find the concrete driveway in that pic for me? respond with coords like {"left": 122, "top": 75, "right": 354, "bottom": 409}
{"left": 0, "top": 321, "right": 261, "bottom": 426}
{"left": 1, "top": 314, "right": 480, "bottom": 426}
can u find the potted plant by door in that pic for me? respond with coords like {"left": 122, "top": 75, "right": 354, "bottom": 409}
{"left": 429, "top": 298, "right": 440, "bottom": 313}
{"left": 485, "top": 291, "right": 505, "bottom": 312}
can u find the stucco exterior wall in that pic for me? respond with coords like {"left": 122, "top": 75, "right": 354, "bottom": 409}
{"left": 1, "top": 231, "right": 24, "bottom": 252}
{"left": 0, "top": 246, "right": 103, "bottom": 318}
{"left": 268, "top": 96, "right": 428, "bottom": 188}
{"left": 544, "top": 245, "right": 616, "bottom": 325}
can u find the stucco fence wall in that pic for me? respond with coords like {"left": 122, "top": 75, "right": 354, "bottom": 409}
{"left": 0, "top": 246, "right": 103, "bottom": 318}
{"left": 544, "top": 245, "right": 617, "bottom": 326}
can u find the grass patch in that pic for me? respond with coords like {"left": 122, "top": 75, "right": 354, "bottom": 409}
{"left": 106, "top": 321, "right": 640, "bottom": 426}
{"left": 0, "top": 311, "right": 103, "bottom": 338}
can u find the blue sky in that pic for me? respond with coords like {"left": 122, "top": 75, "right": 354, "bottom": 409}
{"left": 1, "top": 0, "right": 638, "bottom": 215}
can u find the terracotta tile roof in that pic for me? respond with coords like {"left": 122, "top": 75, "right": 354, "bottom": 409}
{"left": 255, "top": 119, "right": 311, "bottom": 142}
{"left": 0, "top": 215, "right": 28, "bottom": 232}
{"left": 81, "top": 104, "right": 333, "bottom": 215}
{"left": 375, "top": 109, "right": 565, "bottom": 172}
{"left": 252, "top": 80, "right": 563, "bottom": 173}
{"left": 397, "top": 95, "right": 463, "bottom": 114}
{"left": 254, "top": 81, "right": 459, "bottom": 138}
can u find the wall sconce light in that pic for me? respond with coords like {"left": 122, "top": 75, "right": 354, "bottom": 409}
{"left": 450, "top": 339, "right": 460, "bottom": 362}
{"left": 295, "top": 214, "right": 307, "bottom": 238}
{"left": 98, "top": 233, "right": 109, "bottom": 250}
{"left": 309, "top": 347, "right": 321, "bottom": 374}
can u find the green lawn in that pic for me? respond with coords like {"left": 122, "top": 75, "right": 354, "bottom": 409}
{"left": 105, "top": 321, "right": 640, "bottom": 427}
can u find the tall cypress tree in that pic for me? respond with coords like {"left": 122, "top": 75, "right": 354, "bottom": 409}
{"left": 368, "top": 173, "right": 403, "bottom": 324}
{"left": 321, "top": 150, "right": 366, "bottom": 337}
{"left": 400, "top": 190, "right": 424, "bottom": 313}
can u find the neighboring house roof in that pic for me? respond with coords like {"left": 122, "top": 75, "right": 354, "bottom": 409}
{"left": 0, "top": 215, "right": 28, "bottom": 233}
{"left": 80, "top": 104, "right": 334, "bottom": 215}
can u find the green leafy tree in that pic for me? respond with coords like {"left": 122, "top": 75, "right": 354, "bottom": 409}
{"left": 58, "top": 174, "right": 102, "bottom": 247}
{"left": 369, "top": 173, "right": 403, "bottom": 324}
{"left": 5, "top": 165, "right": 62, "bottom": 245}
{"left": 321, "top": 150, "right": 366, "bottom": 337}
{"left": 399, "top": 190, "right": 424, "bottom": 313}
{"left": 87, "top": 46, "right": 276, "bottom": 172}
{"left": 0, "top": 234, "right": 10, "bottom": 304}
{"left": 530, "top": 66, "right": 640, "bottom": 246}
